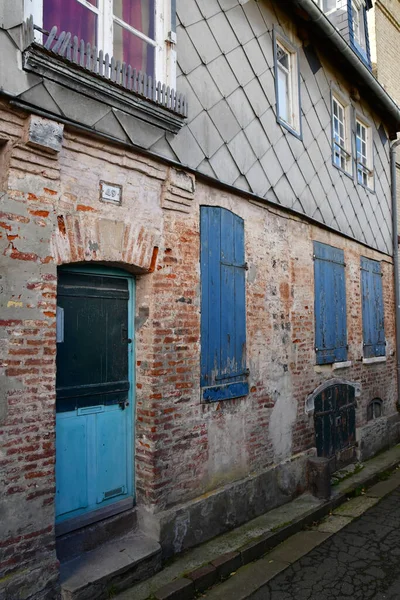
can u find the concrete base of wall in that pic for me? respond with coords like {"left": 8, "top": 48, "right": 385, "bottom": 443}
{"left": 138, "top": 449, "right": 316, "bottom": 559}
{"left": 357, "top": 413, "right": 400, "bottom": 461}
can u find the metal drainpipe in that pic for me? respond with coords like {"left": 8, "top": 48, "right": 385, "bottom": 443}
{"left": 390, "top": 139, "right": 400, "bottom": 408}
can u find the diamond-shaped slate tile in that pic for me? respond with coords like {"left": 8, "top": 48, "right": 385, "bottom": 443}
{"left": 244, "top": 78, "right": 269, "bottom": 118}
{"left": 195, "top": 0, "right": 221, "bottom": 19}
{"left": 228, "top": 130, "right": 257, "bottom": 174}
{"left": 186, "top": 20, "right": 220, "bottom": 65}
{"left": 187, "top": 65, "right": 222, "bottom": 109}
{"left": 274, "top": 176, "right": 297, "bottom": 207}
{"left": 208, "top": 11, "right": 239, "bottom": 55}
{"left": 44, "top": 80, "right": 110, "bottom": 126}
{"left": 245, "top": 119, "right": 270, "bottom": 159}
{"left": 243, "top": 1, "right": 268, "bottom": 38}
{"left": 297, "top": 151, "right": 315, "bottom": 186}
{"left": 208, "top": 99, "right": 241, "bottom": 144}
{"left": 273, "top": 135, "right": 296, "bottom": 174}
{"left": 176, "top": 0, "right": 202, "bottom": 27}
{"left": 243, "top": 38, "right": 269, "bottom": 77}
{"left": 210, "top": 144, "right": 241, "bottom": 185}
{"left": 21, "top": 82, "right": 63, "bottom": 116}
{"left": 260, "top": 147, "right": 284, "bottom": 188}
{"left": 258, "top": 69, "right": 276, "bottom": 108}
{"left": 176, "top": 74, "right": 203, "bottom": 121}
{"left": 307, "top": 140, "right": 325, "bottom": 173}
{"left": 94, "top": 110, "right": 130, "bottom": 144}
{"left": 150, "top": 135, "right": 179, "bottom": 162}
{"left": 208, "top": 55, "right": 238, "bottom": 98}
{"left": 226, "top": 46, "right": 254, "bottom": 87}
{"left": 227, "top": 88, "right": 255, "bottom": 128}
{"left": 314, "top": 97, "right": 331, "bottom": 130}
{"left": 286, "top": 162, "right": 307, "bottom": 198}
{"left": 114, "top": 110, "right": 164, "bottom": 148}
{"left": 177, "top": 26, "right": 202, "bottom": 75}
{"left": 225, "top": 5, "right": 254, "bottom": 45}
{"left": 219, "top": 0, "right": 238, "bottom": 10}
{"left": 197, "top": 158, "right": 217, "bottom": 178}
{"left": 258, "top": 31, "right": 274, "bottom": 69}
{"left": 246, "top": 160, "right": 271, "bottom": 196}
{"left": 233, "top": 175, "right": 252, "bottom": 192}
{"left": 260, "top": 107, "right": 283, "bottom": 147}
{"left": 188, "top": 111, "right": 223, "bottom": 158}
{"left": 299, "top": 185, "right": 318, "bottom": 216}
{"left": 286, "top": 133, "right": 305, "bottom": 161}
{"left": 258, "top": 2, "right": 277, "bottom": 31}
{"left": 169, "top": 125, "right": 205, "bottom": 168}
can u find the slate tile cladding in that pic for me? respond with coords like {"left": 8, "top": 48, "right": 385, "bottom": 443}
{"left": 0, "top": 98, "right": 396, "bottom": 598}
{"left": 171, "top": 0, "right": 392, "bottom": 254}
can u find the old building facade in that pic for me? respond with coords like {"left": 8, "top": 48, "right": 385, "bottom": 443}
{"left": 1, "top": 0, "right": 400, "bottom": 598}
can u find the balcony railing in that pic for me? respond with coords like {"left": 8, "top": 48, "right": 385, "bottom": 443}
{"left": 22, "top": 15, "right": 188, "bottom": 119}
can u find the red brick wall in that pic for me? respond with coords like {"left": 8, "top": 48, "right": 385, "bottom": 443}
{"left": 0, "top": 102, "right": 397, "bottom": 597}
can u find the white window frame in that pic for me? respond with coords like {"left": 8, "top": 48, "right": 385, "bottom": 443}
{"left": 331, "top": 92, "right": 352, "bottom": 176}
{"left": 316, "top": 0, "right": 337, "bottom": 16}
{"left": 355, "top": 115, "right": 374, "bottom": 190}
{"left": 351, "top": 0, "right": 366, "bottom": 49}
{"left": 273, "top": 30, "right": 301, "bottom": 139}
{"left": 24, "top": 0, "right": 176, "bottom": 87}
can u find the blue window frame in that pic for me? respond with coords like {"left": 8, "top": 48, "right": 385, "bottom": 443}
{"left": 200, "top": 206, "right": 248, "bottom": 402}
{"left": 314, "top": 242, "right": 347, "bottom": 365}
{"left": 361, "top": 257, "right": 385, "bottom": 358}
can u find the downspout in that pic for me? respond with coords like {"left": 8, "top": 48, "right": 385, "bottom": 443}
{"left": 390, "top": 139, "right": 400, "bottom": 409}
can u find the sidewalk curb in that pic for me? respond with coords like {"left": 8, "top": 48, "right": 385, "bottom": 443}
{"left": 152, "top": 457, "right": 400, "bottom": 600}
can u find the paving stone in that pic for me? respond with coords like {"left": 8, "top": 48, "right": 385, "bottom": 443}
{"left": 334, "top": 496, "right": 380, "bottom": 518}
{"left": 186, "top": 564, "right": 217, "bottom": 592}
{"left": 240, "top": 534, "right": 271, "bottom": 565}
{"left": 266, "top": 531, "right": 331, "bottom": 564}
{"left": 154, "top": 578, "right": 194, "bottom": 600}
{"left": 211, "top": 551, "right": 242, "bottom": 580}
{"left": 313, "top": 515, "right": 353, "bottom": 534}
{"left": 366, "top": 475, "right": 400, "bottom": 498}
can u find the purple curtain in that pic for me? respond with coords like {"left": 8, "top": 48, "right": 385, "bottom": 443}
{"left": 43, "top": 0, "right": 97, "bottom": 46}
{"left": 122, "top": 0, "right": 155, "bottom": 76}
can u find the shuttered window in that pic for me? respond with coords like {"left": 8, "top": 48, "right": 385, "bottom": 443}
{"left": 314, "top": 242, "right": 347, "bottom": 364}
{"left": 361, "top": 257, "right": 385, "bottom": 358}
{"left": 200, "top": 206, "right": 248, "bottom": 402}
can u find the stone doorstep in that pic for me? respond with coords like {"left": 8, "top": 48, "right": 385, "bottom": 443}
{"left": 60, "top": 531, "right": 161, "bottom": 600}
{"left": 149, "top": 446, "right": 400, "bottom": 600}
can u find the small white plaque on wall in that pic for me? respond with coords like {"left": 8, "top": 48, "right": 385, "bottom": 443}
{"left": 100, "top": 181, "right": 122, "bottom": 205}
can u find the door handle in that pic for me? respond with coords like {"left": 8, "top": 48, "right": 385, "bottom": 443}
{"left": 119, "top": 401, "right": 130, "bottom": 410}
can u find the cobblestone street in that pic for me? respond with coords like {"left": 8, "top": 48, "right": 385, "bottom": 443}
{"left": 261, "top": 486, "right": 400, "bottom": 600}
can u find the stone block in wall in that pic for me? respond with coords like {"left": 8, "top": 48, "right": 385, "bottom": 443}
{"left": 161, "top": 167, "right": 196, "bottom": 213}
{"left": 25, "top": 114, "right": 64, "bottom": 154}
{"left": 357, "top": 414, "right": 400, "bottom": 461}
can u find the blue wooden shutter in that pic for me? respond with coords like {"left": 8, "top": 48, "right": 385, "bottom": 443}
{"left": 200, "top": 206, "right": 248, "bottom": 402}
{"left": 361, "top": 257, "right": 385, "bottom": 358}
{"left": 314, "top": 242, "right": 347, "bottom": 365}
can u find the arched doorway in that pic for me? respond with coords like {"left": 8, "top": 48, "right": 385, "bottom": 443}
{"left": 55, "top": 266, "right": 135, "bottom": 534}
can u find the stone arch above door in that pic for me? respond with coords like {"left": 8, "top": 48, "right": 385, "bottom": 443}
{"left": 305, "top": 378, "right": 361, "bottom": 414}
{"left": 51, "top": 213, "right": 160, "bottom": 271}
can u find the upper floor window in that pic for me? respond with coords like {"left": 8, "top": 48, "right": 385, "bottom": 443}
{"left": 25, "top": 0, "right": 174, "bottom": 84}
{"left": 316, "top": 0, "right": 336, "bottom": 15}
{"left": 356, "top": 118, "right": 374, "bottom": 189}
{"left": 332, "top": 94, "right": 352, "bottom": 175}
{"left": 273, "top": 30, "right": 301, "bottom": 139}
{"left": 351, "top": 0, "right": 366, "bottom": 49}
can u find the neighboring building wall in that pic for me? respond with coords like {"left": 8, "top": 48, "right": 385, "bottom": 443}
{"left": 0, "top": 99, "right": 398, "bottom": 597}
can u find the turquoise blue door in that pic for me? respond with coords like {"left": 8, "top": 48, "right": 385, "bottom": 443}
{"left": 55, "top": 269, "right": 134, "bottom": 524}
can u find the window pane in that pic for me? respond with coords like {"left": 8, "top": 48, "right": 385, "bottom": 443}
{"left": 113, "top": 21, "right": 155, "bottom": 75}
{"left": 278, "top": 67, "right": 289, "bottom": 122}
{"left": 113, "top": 0, "right": 155, "bottom": 40}
{"left": 277, "top": 45, "right": 289, "bottom": 70}
{"left": 43, "top": 0, "right": 97, "bottom": 46}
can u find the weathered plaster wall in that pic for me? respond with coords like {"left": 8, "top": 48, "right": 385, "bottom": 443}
{"left": 0, "top": 0, "right": 393, "bottom": 254}
{"left": 0, "top": 101, "right": 397, "bottom": 597}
